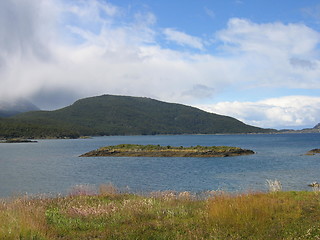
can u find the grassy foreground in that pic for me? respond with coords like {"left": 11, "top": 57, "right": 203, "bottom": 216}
{"left": 1, "top": 186, "right": 320, "bottom": 239}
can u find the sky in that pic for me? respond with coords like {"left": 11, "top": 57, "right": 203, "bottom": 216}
{"left": 1, "top": 0, "right": 320, "bottom": 129}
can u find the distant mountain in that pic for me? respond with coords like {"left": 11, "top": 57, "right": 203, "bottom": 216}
{"left": 0, "top": 99, "right": 39, "bottom": 117}
{"left": 279, "top": 122, "right": 320, "bottom": 134}
{"left": 0, "top": 94, "right": 274, "bottom": 138}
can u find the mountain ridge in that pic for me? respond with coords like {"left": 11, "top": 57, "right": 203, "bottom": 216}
{"left": 0, "top": 94, "right": 274, "bottom": 138}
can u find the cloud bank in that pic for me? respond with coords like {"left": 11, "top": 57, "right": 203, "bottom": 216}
{"left": 197, "top": 96, "right": 320, "bottom": 129}
{"left": 0, "top": 0, "right": 319, "bottom": 129}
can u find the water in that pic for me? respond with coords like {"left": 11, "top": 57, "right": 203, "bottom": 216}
{"left": 0, "top": 133, "right": 319, "bottom": 197}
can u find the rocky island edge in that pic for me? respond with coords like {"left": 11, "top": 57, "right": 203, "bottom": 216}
{"left": 80, "top": 144, "right": 255, "bottom": 157}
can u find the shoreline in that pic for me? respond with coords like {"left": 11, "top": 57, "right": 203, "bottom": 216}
{"left": 3, "top": 131, "right": 318, "bottom": 141}
{"left": 0, "top": 130, "right": 320, "bottom": 143}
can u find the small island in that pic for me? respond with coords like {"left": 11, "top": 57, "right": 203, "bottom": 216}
{"left": 0, "top": 138, "right": 38, "bottom": 143}
{"left": 305, "top": 149, "right": 320, "bottom": 155}
{"left": 80, "top": 144, "right": 254, "bottom": 157}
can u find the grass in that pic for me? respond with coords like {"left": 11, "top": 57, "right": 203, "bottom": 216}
{"left": 1, "top": 185, "right": 320, "bottom": 239}
{"left": 99, "top": 144, "right": 242, "bottom": 152}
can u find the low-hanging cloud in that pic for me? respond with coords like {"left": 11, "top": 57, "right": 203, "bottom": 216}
{"left": 289, "top": 58, "right": 317, "bottom": 70}
{"left": 0, "top": 0, "right": 320, "bottom": 128}
{"left": 197, "top": 96, "right": 320, "bottom": 129}
{"left": 182, "top": 84, "right": 215, "bottom": 99}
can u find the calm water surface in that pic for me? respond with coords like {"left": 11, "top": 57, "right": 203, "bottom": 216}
{"left": 0, "top": 134, "right": 319, "bottom": 197}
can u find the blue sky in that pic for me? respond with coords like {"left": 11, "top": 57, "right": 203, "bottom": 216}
{"left": 0, "top": 0, "right": 320, "bottom": 129}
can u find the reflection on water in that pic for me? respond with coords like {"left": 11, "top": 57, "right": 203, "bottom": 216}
{"left": 0, "top": 133, "right": 319, "bottom": 197}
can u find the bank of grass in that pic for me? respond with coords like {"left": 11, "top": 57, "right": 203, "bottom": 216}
{"left": 1, "top": 186, "right": 320, "bottom": 239}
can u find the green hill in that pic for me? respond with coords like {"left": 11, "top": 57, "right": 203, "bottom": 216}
{"left": 0, "top": 95, "right": 273, "bottom": 138}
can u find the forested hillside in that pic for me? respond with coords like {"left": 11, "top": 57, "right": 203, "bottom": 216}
{"left": 0, "top": 95, "right": 273, "bottom": 138}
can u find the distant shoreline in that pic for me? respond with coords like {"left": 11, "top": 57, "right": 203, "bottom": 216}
{"left": 0, "top": 138, "right": 38, "bottom": 143}
{"left": 1, "top": 131, "right": 319, "bottom": 141}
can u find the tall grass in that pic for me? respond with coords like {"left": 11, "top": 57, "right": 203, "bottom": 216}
{"left": 208, "top": 192, "right": 308, "bottom": 239}
{"left": 1, "top": 186, "right": 320, "bottom": 239}
{"left": 0, "top": 196, "right": 51, "bottom": 239}
{"left": 266, "top": 179, "right": 282, "bottom": 192}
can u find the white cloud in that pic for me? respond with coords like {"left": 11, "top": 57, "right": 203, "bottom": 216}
{"left": 217, "top": 18, "right": 320, "bottom": 56}
{"left": 163, "top": 28, "right": 205, "bottom": 50}
{"left": 204, "top": 7, "right": 215, "bottom": 19}
{"left": 0, "top": 1, "right": 320, "bottom": 129}
{"left": 214, "top": 18, "right": 320, "bottom": 89}
{"left": 197, "top": 96, "right": 320, "bottom": 129}
{"left": 289, "top": 58, "right": 317, "bottom": 70}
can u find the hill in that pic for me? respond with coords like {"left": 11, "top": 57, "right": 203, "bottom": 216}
{"left": 0, "top": 95, "right": 273, "bottom": 138}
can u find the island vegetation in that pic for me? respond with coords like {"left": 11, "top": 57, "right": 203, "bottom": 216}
{"left": 1, "top": 184, "right": 320, "bottom": 239}
{"left": 80, "top": 144, "right": 255, "bottom": 157}
{"left": 306, "top": 149, "right": 320, "bottom": 155}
